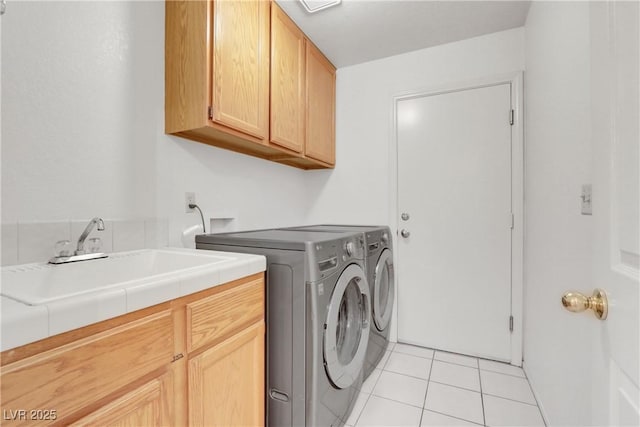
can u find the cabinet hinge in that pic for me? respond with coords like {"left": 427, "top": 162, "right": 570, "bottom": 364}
{"left": 510, "top": 109, "right": 515, "bottom": 126}
{"left": 172, "top": 353, "right": 184, "bottom": 363}
{"left": 510, "top": 213, "right": 514, "bottom": 229}
{"left": 509, "top": 315, "right": 514, "bottom": 332}
{"left": 208, "top": 106, "right": 213, "bottom": 120}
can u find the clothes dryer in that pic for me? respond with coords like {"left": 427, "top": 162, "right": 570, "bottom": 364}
{"left": 196, "top": 229, "right": 370, "bottom": 427}
{"left": 285, "top": 225, "right": 394, "bottom": 378}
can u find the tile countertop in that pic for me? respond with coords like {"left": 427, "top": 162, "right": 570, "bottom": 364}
{"left": 0, "top": 248, "right": 266, "bottom": 352}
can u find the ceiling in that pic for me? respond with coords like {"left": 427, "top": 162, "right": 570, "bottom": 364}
{"left": 275, "top": 0, "right": 531, "bottom": 68}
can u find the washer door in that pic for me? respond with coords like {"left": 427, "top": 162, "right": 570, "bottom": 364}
{"left": 323, "top": 263, "right": 371, "bottom": 389}
{"left": 373, "top": 249, "right": 394, "bottom": 331}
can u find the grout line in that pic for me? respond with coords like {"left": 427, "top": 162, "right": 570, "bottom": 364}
{"left": 350, "top": 390, "right": 372, "bottom": 427}
{"left": 481, "top": 391, "right": 539, "bottom": 407}
{"left": 418, "top": 353, "right": 436, "bottom": 426}
{"left": 364, "top": 365, "right": 385, "bottom": 394}
{"left": 392, "top": 349, "right": 435, "bottom": 360}
{"left": 521, "top": 364, "right": 548, "bottom": 427}
{"left": 428, "top": 380, "right": 481, "bottom": 394}
{"left": 478, "top": 360, "right": 486, "bottom": 426}
{"left": 423, "top": 409, "right": 485, "bottom": 426}
{"left": 432, "top": 358, "right": 480, "bottom": 370}
{"left": 479, "top": 366, "right": 527, "bottom": 379}
{"left": 433, "top": 351, "right": 480, "bottom": 365}
{"left": 368, "top": 392, "right": 425, "bottom": 410}
{"left": 380, "top": 364, "right": 431, "bottom": 383}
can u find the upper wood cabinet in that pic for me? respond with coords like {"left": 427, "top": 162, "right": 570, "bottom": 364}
{"left": 165, "top": 0, "right": 336, "bottom": 169}
{"left": 211, "top": 0, "right": 269, "bottom": 140}
{"left": 305, "top": 41, "right": 336, "bottom": 165}
{"left": 270, "top": 4, "right": 305, "bottom": 154}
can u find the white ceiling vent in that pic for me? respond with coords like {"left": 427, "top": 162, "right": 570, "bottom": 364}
{"left": 299, "top": 0, "right": 341, "bottom": 14}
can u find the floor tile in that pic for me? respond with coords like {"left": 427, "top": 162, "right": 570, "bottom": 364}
{"left": 394, "top": 343, "right": 435, "bottom": 359}
{"left": 480, "top": 370, "right": 536, "bottom": 405}
{"left": 372, "top": 371, "right": 428, "bottom": 408}
{"left": 376, "top": 350, "right": 392, "bottom": 370}
{"left": 479, "top": 359, "right": 525, "bottom": 378}
{"left": 420, "top": 410, "right": 481, "bottom": 426}
{"left": 356, "top": 395, "right": 422, "bottom": 427}
{"left": 483, "top": 394, "right": 545, "bottom": 426}
{"left": 424, "top": 382, "right": 484, "bottom": 425}
{"left": 361, "top": 368, "right": 382, "bottom": 394}
{"left": 384, "top": 352, "right": 432, "bottom": 379}
{"left": 435, "top": 351, "right": 479, "bottom": 368}
{"left": 345, "top": 391, "right": 371, "bottom": 426}
{"left": 430, "top": 361, "right": 480, "bottom": 392}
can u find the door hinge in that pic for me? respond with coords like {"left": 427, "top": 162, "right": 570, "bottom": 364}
{"left": 510, "top": 213, "right": 514, "bottom": 229}
{"left": 510, "top": 109, "right": 515, "bottom": 126}
{"left": 208, "top": 106, "right": 213, "bottom": 120}
{"left": 171, "top": 353, "right": 184, "bottom": 363}
{"left": 509, "top": 315, "right": 514, "bottom": 332}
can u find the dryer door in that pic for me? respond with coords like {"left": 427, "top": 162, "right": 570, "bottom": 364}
{"left": 324, "top": 263, "right": 370, "bottom": 389}
{"left": 373, "top": 249, "right": 394, "bottom": 331}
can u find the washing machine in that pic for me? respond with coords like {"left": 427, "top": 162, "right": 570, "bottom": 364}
{"left": 285, "top": 225, "right": 394, "bottom": 378}
{"left": 195, "top": 229, "right": 370, "bottom": 427}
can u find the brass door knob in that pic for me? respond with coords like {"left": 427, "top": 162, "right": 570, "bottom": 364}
{"left": 561, "top": 289, "right": 608, "bottom": 320}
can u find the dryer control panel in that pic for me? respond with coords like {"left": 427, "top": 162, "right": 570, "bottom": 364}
{"left": 308, "top": 235, "right": 365, "bottom": 282}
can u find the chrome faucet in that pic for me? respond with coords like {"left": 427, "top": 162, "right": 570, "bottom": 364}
{"left": 76, "top": 217, "right": 105, "bottom": 255}
{"left": 49, "top": 217, "right": 108, "bottom": 264}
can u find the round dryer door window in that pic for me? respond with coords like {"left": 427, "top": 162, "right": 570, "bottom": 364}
{"left": 373, "top": 249, "right": 394, "bottom": 331}
{"left": 324, "top": 263, "right": 371, "bottom": 389}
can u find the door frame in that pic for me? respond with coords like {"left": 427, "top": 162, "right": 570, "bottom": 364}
{"left": 388, "top": 71, "right": 524, "bottom": 365}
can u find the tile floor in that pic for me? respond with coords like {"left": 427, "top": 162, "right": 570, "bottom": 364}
{"left": 345, "top": 343, "right": 546, "bottom": 427}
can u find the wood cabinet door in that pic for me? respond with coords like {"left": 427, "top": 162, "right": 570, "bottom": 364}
{"left": 305, "top": 41, "right": 336, "bottom": 165}
{"left": 1, "top": 311, "right": 173, "bottom": 427}
{"left": 270, "top": 3, "right": 305, "bottom": 153}
{"left": 211, "top": 0, "right": 269, "bottom": 141}
{"left": 188, "top": 322, "right": 265, "bottom": 427}
{"left": 70, "top": 371, "right": 173, "bottom": 427}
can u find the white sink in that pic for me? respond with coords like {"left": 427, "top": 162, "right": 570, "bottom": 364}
{"left": 1, "top": 249, "right": 234, "bottom": 305}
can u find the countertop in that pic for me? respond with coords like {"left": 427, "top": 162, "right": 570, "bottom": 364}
{"left": 1, "top": 248, "right": 266, "bottom": 352}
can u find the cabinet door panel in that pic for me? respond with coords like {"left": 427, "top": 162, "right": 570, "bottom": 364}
{"left": 270, "top": 4, "right": 305, "bottom": 153}
{"left": 187, "top": 276, "right": 264, "bottom": 352}
{"left": 1, "top": 311, "right": 173, "bottom": 427}
{"left": 70, "top": 371, "right": 173, "bottom": 427}
{"left": 305, "top": 42, "right": 336, "bottom": 165}
{"left": 189, "top": 322, "right": 265, "bottom": 427}
{"left": 211, "top": 0, "right": 269, "bottom": 140}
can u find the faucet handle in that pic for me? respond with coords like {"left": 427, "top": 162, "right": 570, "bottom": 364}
{"left": 87, "top": 237, "right": 103, "bottom": 254}
{"left": 54, "top": 240, "right": 73, "bottom": 257}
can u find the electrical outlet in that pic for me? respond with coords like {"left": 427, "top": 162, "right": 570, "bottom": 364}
{"left": 185, "top": 192, "right": 196, "bottom": 213}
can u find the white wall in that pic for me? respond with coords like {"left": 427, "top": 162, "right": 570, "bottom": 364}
{"left": 305, "top": 27, "right": 525, "bottom": 225}
{"left": 303, "top": 27, "right": 525, "bottom": 343}
{"left": 1, "top": 2, "right": 526, "bottom": 265}
{"left": 523, "top": 2, "right": 594, "bottom": 425}
{"left": 1, "top": 1, "right": 308, "bottom": 263}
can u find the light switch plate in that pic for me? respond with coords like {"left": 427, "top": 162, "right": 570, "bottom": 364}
{"left": 581, "top": 184, "right": 592, "bottom": 215}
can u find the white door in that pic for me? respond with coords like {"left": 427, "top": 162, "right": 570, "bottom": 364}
{"left": 590, "top": 2, "right": 639, "bottom": 424}
{"left": 396, "top": 81, "right": 519, "bottom": 362}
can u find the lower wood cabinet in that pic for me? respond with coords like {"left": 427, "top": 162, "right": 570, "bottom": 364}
{"left": 189, "top": 322, "right": 265, "bottom": 427}
{"left": 0, "top": 273, "right": 265, "bottom": 427}
{"left": 70, "top": 370, "right": 174, "bottom": 427}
